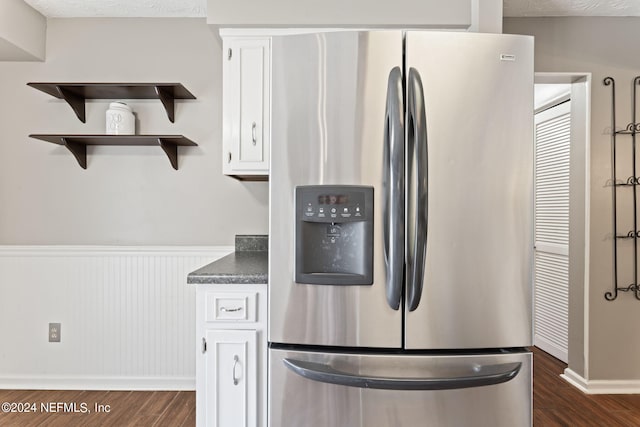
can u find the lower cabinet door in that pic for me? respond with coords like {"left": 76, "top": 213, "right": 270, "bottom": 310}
{"left": 205, "top": 329, "right": 257, "bottom": 427}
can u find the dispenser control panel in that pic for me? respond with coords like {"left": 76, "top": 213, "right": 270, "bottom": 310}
{"left": 296, "top": 186, "right": 372, "bottom": 223}
{"left": 295, "top": 185, "right": 374, "bottom": 285}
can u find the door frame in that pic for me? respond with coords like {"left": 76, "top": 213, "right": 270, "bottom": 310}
{"left": 534, "top": 72, "right": 591, "bottom": 379}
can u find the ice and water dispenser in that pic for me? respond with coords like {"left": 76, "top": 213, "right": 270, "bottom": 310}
{"left": 295, "top": 185, "right": 374, "bottom": 285}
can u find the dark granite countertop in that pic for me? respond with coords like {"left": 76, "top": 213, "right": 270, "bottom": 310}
{"left": 187, "top": 235, "right": 268, "bottom": 285}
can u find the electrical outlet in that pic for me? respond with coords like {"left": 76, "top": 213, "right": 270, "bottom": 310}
{"left": 49, "top": 323, "right": 61, "bottom": 342}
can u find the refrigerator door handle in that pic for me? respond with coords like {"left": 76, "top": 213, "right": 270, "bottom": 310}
{"left": 283, "top": 358, "right": 521, "bottom": 391}
{"left": 406, "top": 67, "right": 428, "bottom": 311}
{"left": 383, "top": 66, "right": 405, "bottom": 310}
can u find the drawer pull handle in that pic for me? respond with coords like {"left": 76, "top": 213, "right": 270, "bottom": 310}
{"left": 220, "top": 306, "right": 243, "bottom": 313}
{"left": 233, "top": 355, "right": 240, "bottom": 385}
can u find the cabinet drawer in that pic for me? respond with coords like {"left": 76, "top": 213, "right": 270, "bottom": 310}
{"left": 205, "top": 291, "right": 257, "bottom": 322}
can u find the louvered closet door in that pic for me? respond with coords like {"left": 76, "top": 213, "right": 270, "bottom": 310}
{"left": 534, "top": 100, "right": 571, "bottom": 363}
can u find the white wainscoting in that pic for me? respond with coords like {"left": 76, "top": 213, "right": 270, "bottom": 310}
{"left": 0, "top": 245, "right": 232, "bottom": 390}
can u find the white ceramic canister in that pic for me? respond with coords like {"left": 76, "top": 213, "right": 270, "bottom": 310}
{"left": 106, "top": 102, "right": 135, "bottom": 135}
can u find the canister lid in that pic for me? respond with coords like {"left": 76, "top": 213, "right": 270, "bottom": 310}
{"left": 108, "top": 101, "right": 132, "bottom": 112}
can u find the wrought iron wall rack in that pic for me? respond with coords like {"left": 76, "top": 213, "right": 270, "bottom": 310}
{"left": 605, "top": 76, "right": 640, "bottom": 301}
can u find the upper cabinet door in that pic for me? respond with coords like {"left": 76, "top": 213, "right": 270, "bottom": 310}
{"left": 222, "top": 37, "right": 270, "bottom": 179}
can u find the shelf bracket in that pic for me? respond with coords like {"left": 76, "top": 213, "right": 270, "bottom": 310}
{"left": 158, "top": 138, "right": 179, "bottom": 170}
{"left": 61, "top": 137, "right": 87, "bottom": 169}
{"left": 57, "top": 87, "right": 86, "bottom": 123}
{"left": 155, "top": 86, "right": 175, "bottom": 123}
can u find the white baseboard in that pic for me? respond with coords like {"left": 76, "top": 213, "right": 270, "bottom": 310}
{"left": 561, "top": 368, "right": 589, "bottom": 393}
{"left": 0, "top": 375, "right": 195, "bottom": 391}
{"left": 562, "top": 368, "right": 640, "bottom": 394}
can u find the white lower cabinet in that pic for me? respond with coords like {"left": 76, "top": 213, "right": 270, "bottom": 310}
{"left": 205, "top": 329, "right": 257, "bottom": 426}
{"left": 196, "top": 284, "right": 267, "bottom": 427}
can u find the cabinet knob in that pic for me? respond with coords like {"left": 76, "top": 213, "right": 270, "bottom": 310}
{"left": 228, "top": 48, "right": 232, "bottom": 60}
{"left": 201, "top": 337, "right": 207, "bottom": 354}
{"left": 220, "top": 306, "right": 243, "bottom": 313}
{"left": 228, "top": 152, "right": 232, "bottom": 163}
{"left": 252, "top": 122, "right": 257, "bottom": 145}
{"left": 232, "top": 355, "right": 240, "bottom": 385}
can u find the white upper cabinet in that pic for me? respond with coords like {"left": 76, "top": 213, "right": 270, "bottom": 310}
{"left": 222, "top": 37, "right": 270, "bottom": 180}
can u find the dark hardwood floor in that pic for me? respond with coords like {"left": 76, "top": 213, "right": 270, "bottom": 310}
{"left": 533, "top": 346, "right": 640, "bottom": 426}
{"left": 0, "top": 390, "right": 194, "bottom": 426}
{"left": 1, "top": 349, "right": 639, "bottom": 426}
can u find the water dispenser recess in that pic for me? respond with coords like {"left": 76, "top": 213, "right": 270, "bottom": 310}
{"left": 295, "top": 185, "right": 374, "bottom": 285}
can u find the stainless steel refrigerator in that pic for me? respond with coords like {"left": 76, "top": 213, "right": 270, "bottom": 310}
{"left": 268, "top": 30, "right": 534, "bottom": 427}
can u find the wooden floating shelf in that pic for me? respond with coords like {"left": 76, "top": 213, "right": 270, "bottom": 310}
{"left": 29, "top": 134, "right": 197, "bottom": 170}
{"left": 27, "top": 83, "right": 196, "bottom": 123}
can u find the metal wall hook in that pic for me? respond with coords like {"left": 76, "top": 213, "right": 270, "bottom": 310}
{"left": 627, "top": 176, "right": 640, "bottom": 185}
{"left": 622, "top": 123, "right": 640, "bottom": 133}
{"left": 617, "top": 230, "right": 637, "bottom": 239}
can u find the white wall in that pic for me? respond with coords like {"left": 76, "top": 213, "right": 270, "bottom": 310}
{"left": 0, "top": 0, "right": 45, "bottom": 61}
{"left": 505, "top": 17, "right": 640, "bottom": 385}
{"left": 0, "top": 17, "right": 267, "bottom": 390}
{"left": 0, "top": 18, "right": 269, "bottom": 245}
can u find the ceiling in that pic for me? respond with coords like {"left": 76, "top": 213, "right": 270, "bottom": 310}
{"left": 504, "top": 0, "right": 640, "bottom": 17}
{"left": 21, "top": 0, "right": 640, "bottom": 18}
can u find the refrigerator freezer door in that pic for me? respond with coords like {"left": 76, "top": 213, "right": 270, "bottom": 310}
{"left": 269, "top": 347, "right": 532, "bottom": 426}
{"left": 269, "top": 31, "right": 404, "bottom": 348}
{"left": 404, "top": 32, "right": 534, "bottom": 349}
